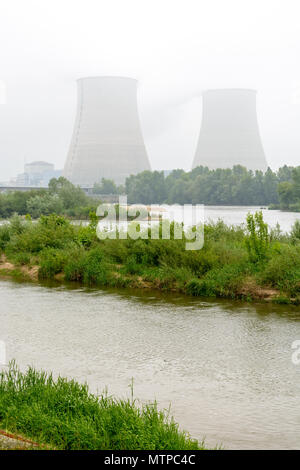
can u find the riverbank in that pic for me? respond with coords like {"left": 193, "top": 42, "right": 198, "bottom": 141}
{"left": 0, "top": 253, "right": 282, "bottom": 302}
{"left": 0, "top": 213, "right": 299, "bottom": 304}
{"left": 0, "top": 362, "right": 205, "bottom": 450}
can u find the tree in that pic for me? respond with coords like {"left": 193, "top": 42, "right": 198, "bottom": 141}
{"left": 26, "top": 194, "right": 64, "bottom": 218}
{"left": 93, "top": 178, "right": 118, "bottom": 194}
{"left": 48, "top": 177, "right": 88, "bottom": 210}
{"left": 278, "top": 181, "right": 295, "bottom": 208}
{"left": 125, "top": 171, "right": 166, "bottom": 204}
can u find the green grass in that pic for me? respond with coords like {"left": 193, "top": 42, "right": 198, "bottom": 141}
{"left": 0, "top": 362, "right": 205, "bottom": 450}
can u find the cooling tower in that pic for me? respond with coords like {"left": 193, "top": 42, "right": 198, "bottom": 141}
{"left": 192, "top": 89, "right": 268, "bottom": 171}
{"left": 64, "top": 77, "right": 151, "bottom": 186}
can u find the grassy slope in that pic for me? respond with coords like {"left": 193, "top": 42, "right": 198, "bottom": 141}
{"left": 0, "top": 362, "right": 205, "bottom": 450}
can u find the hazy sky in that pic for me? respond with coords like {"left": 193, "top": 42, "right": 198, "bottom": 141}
{"left": 0, "top": 0, "right": 299, "bottom": 181}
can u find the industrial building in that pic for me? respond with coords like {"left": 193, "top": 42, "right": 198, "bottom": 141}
{"left": 192, "top": 89, "right": 268, "bottom": 172}
{"left": 63, "top": 76, "right": 151, "bottom": 186}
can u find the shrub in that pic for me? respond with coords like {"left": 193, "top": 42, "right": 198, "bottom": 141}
{"left": 64, "top": 249, "right": 87, "bottom": 282}
{"left": 291, "top": 220, "right": 300, "bottom": 241}
{"left": 82, "top": 248, "right": 110, "bottom": 286}
{"left": 39, "top": 248, "right": 69, "bottom": 279}
{"left": 186, "top": 263, "right": 247, "bottom": 298}
{"left": 11, "top": 252, "right": 31, "bottom": 266}
{"left": 64, "top": 247, "right": 111, "bottom": 286}
{"left": 245, "top": 212, "right": 269, "bottom": 263}
{"left": 260, "top": 244, "right": 300, "bottom": 294}
{"left": 124, "top": 254, "right": 143, "bottom": 275}
{"left": 76, "top": 225, "right": 97, "bottom": 247}
{"left": 0, "top": 224, "right": 11, "bottom": 250}
{"left": 5, "top": 215, "right": 76, "bottom": 254}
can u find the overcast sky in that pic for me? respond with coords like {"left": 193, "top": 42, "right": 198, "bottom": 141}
{"left": 0, "top": 0, "right": 299, "bottom": 181}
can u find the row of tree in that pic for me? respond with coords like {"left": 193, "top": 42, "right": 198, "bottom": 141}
{"left": 0, "top": 177, "right": 98, "bottom": 219}
{"left": 93, "top": 165, "right": 300, "bottom": 208}
{"left": 277, "top": 167, "right": 300, "bottom": 210}
{"left": 1, "top": 165, "right": 299, "bottom": 219}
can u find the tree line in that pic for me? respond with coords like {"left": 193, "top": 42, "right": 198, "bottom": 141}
{"left": 0, "top": 177, "right": 98, "bottom": 219}
{"left": 93, "top": 165, "right": 300, "bottom": 210}
{"left": 0, "top": 165, "right": 299, "bottom": 219}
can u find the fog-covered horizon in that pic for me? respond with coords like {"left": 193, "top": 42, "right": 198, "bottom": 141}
{"left": 0, "top": 0, "right": 300, "bottom": 181}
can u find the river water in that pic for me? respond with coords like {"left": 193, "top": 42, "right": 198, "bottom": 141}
{"left": 0, "top": 278, "right": 300, "bottom": 450}
{"left": 1, "top": 205, "right": 299, "bottom": 233}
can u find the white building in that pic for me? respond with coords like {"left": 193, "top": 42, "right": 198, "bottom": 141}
{"left": 15, "top": 161, "right": 61, "bottom": 187}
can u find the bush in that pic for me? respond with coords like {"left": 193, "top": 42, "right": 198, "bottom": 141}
{"left": 82, "top": 248, "right": 110, "bottom": 286}
{"left": 291, "top": 220, "right": 300, "bottom": 241}
{"left": 0, "top": 224, "right": 11, "bottom": 250}
{"left": 186, "top": 263, "right": 247, "bottom": 298}
{"left": 76, "top": 225, "right": 97, "bottom": 247}
{"left": 245, "top": 212, "right": 269, "bottom": 263}
{"left": 39, "top": 248, "right": 69, "bottom": 279}
{"left": 259, "top": 244, "right": 300, "bottom": 294}
{"left": 11, "top": 252, "right": 31, "bottom": 266}
{"left": 5, "top": 215, "right": 76, "bottom": 254}
{"left": 63, "top": 249, "right": 87, "bottom": 282}
{"left": 64, "top": 247, "right": 111, "bottom": 286}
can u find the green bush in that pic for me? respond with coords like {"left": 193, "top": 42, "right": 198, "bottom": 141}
{"left": 245, "top": 212, "right": 270, "bottom": 263}
{"left": 76, "top": 225, "right": 97, "bottom": 247}
{"left": 64, "top": 247, "right": 111, "bottom": 286}
{"left": 11, "top": 252, "right": 31, "bottom": 266}
{"left": 259, "top": 244, "right": 300, "bottom": 294}
{"left": 291, "top": 220, "right": 300, "bottom": 241}
{"left": 82, "top": 248, "right": 110, "bottom": 286}
{"left": 0, "top": 224, "right": 11, "bottom": 250}
{"left": 39, "top": 248, "right": 69, "bottom": 279}
{"left": 63, "top": 249, "right": 87, "bottom": 282}
{"left": 186, "top": 263, "right": 247, "bottom": 298}
{"left": 5, "top": 215, "right": 76, "bottom": 254}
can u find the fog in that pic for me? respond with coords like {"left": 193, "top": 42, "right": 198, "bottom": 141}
{"left": 0, "top": 0, "right": 299, "bottom": 181}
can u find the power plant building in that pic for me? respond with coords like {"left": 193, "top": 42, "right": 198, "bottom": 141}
{"left": 64, "top": 76, "right": 151, "bottom": 187}
{"left": 192, "top": 89, "right": 268, "bottom": 172}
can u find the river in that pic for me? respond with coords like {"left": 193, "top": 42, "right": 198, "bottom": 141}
{"left": 0, "top": 205, "right": 299, "bottom": 233}
{"left": 0, "top": 278, "right": 299, "bottom": 450}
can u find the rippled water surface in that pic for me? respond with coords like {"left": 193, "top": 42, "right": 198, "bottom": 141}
{"left": 0, "top": 279, "right": 300, "bottom": 449}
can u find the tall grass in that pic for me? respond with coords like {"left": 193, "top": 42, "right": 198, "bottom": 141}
{"left": 0, "top": 362, "right": 204, "bottom": 450}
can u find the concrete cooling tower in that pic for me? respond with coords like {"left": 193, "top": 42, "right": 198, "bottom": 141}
{"left": 64, "top": 77, "right": 151, "bottom": 186}
{"left": 192, "top": 89, "right": 268, "bottom": 171}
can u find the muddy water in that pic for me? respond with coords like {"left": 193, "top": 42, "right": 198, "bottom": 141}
{"left": 0, "top": 279, "right": 300, "bottom": 449}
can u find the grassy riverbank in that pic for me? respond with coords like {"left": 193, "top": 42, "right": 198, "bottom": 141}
{"left": 0, "top": 362, "right": 204, "bottom": 450}
{"left": 0, "top": 213, "right": 299, "bottom": 303}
